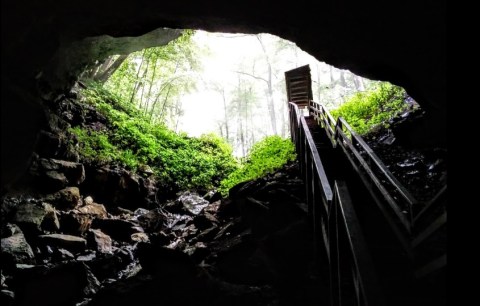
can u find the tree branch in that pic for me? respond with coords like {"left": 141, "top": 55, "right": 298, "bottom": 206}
{"left": 233, "top": 71, "right": 268, "bottom": 84}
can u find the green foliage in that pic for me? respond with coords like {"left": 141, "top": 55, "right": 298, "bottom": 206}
{"left": 103, "top": 30, "right": 202, "bottom": 127}
{"left": 219, "top": 136, "right": 296, "bottom": 196}
{"left": 330, "top": 83, "right": 409, "bottom": 135}
{"left": 73, "top": 81, "right": 238, "bottom": 192}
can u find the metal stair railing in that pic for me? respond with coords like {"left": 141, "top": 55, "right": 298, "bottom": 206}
{"left": 309, "top": 99, "right": 446, "bottom": 278}
{"left": 289, "top": 102, "right": 384, "bottom": 306}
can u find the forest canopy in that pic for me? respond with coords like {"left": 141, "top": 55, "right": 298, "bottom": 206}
{"left": 76, "top": 29, "right": 414, "bottom": 195}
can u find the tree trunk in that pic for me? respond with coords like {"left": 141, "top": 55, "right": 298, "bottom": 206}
{"left": 221, "top": 88, "right": 230, "bottom": 142}
{"left": 141, "top": 58, "right": 158, "bottom": 112}
{"left": 257, "top": 36, "right": 277, "bottom": 135}
{"left": 316, "top": 63, "right": 322, "bottom": 102}
{"left": 93, "top": 55, "right": 128, "bottom": 83}
{"left": 129, "top": 49, "right": 147, "bottom": 105}
{"left": 339, "top": 70, "right": 347, "bottom": 87}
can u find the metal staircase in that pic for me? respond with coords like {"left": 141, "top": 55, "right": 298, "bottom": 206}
{"left": 285, "top": 65, "right": 446, "bottom": 306}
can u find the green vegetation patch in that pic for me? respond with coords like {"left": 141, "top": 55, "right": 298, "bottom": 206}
{"left": 331, "top": 83, "right": 410, "bottom": 135}
{"left": 71, "top": 81, "right": 237, "bottom": 192}
{"left": 219, "top": 135, "right": 296, "bottom": 196}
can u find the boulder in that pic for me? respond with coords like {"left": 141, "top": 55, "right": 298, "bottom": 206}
{"left": 38, "top": 234, "right": 87, "bottom": 254}
{"left": 91, "top": 219, "right": 142, "bottom": 242}
{"left": 13, "top": 202, "right": 60, "bottom": 234}
{"left": 87, "top": 229, "right": 112, "bottom": 254}
{"left": 30, "top": 158, "right": 85, "bottom": 190}
{"left": 176, "top": 192, "right": 210, "bottom": 215}
{"left": 11, "top": 262, "right": 100, "bottom": 306}
{"left": 45, "top": 187, "right": 81, "bottom": 211}
{"left": 137, "top": 208, "right": 166, "bottom": 233}
{"left": 76, "top": 200, "right": 108, "bottom": 219}
{"left": 0, "top": 224, "right": 35, "bottom": 266}
{"left": 35, "top": 130, "right": 62, "bottom": 158}
{"left": 82, "top": 166, "right": 148, "bottom": 210}
{"left": 59, "top": 212, "right": 92, "bottom": 235}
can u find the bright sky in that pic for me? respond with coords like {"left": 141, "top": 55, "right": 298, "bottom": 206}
{"left": 175, "top": 30, "right": 376, "bottom": 158}
{"left": 178, "top": 31, "right": 268, "bottom": 136}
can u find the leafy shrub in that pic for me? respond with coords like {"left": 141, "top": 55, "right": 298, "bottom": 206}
{"left": 72, "top": 82, "right": 238, "bottom": 192}
{"left": 331, "top": 83, "right": 410, "bottom": 135}
{"left": 219, "top": 136, "right": 296, "bottom": 196}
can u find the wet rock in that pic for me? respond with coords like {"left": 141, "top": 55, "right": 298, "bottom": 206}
{"left": 60, "top": 212, "right": 92, "bottom": 235}
{"left": 1, "top": 272, "right": 6, "bottom": 288}
{"left": 109, "top": 206, "right": 134, "bottom": 218}
{"left": 162, "top": 200, "right": 184, "bottom": 214}
{"left": 229, "top": 179, "right": 267, "bottom": 199}
{"left": 203, "top": 190, "right": 222, "bottom": 203}
{"left": 30, "top": 158, "right": 85, "bottom": 190}
{"left": 196, "top": 225, "right": 220, "bottom": 242}
{"left": 85, "top": 247, "right": 136, "bottom": 281}
{"left": 131, "top": 232, "right": 149, "bottom": 243}
{"left": 38, "top": 234, "right": 87, "bottom": 254}
{"left": 237, "top": 197, "right": 271, "bottom": 237}
{"left": 1, "top": 224, "right": 35, "bottom": 266}
{"left": 137, "top": 208, "right": 166, "bottom": 233}
{"left": 13, "top": 202, "right": 60, "bottom": 233}
{"left": 45, "top": 186, "right": 81, "bottom": 211}
{"left": 91, "top": 218, "right": 142, "bottom": 242}
{"left": 176, "top": 192, "right": 210, "bottom": 215}
{"left": 138, "top": 164, "right": 154, "bottom": 176}
{"left": 87, "top": 229, "right": 112, "bottom": 254}
{"left": 204, "top": 200, "right": 221, "bottom": 214}
{"left": 137, "top": 244, "right": 197, "bottom": 277}
{"left": 133, "top": 208, "right": 150, "bottom": 217}
{"left": 76, "top": 199, "right": 108, "bottom": 219}
{"left": 149, "top": 231, "right": 172, "bottom": 246}
{"left": 216, "top": 198, "right": 238, "bottom": 217}
{"left": 213, "top": 218, "right": 246, "bottom": 241}
{"left": 44, "top": 246, "right": 76, "bottom": 263}
{"left": 77, "top": 252, "right": 97, "bottom": 262}
{"left": 193, "top": 212, "right": 219, "bottom": 230}
{"left": 56, "top": 248, "right": 75, "bottom": 260}
{"left": 35, "top": 130, "right": 62, "bottom": 158}
{"left": 82, "top": 166, "right": 148, "bottom": 210}
{"left": 184, "top": 242, "right": 209, "bottom": 262}
{"left": 11, "top": 262, "right": 100, "bottom": 306}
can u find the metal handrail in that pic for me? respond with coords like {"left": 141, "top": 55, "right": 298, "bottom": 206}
{"left": 310, "top": 100, "right": 418, "bottom": 234}
{"left": 308, "top": 99, "right": 446, "bottom": 278}
{"left": 289, "top": 102, "right": 383, "bottom": 306}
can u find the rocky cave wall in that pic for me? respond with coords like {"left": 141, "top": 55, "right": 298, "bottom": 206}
{"left": 1, "top": 0, "right": 446, "bottom": 191}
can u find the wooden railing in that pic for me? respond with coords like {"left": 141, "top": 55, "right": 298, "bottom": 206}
{"left": 289, "top": 102, "right": 384, "bottom": 306}
{"left": 308, "top": 99, "right": 447, "bottom": 278}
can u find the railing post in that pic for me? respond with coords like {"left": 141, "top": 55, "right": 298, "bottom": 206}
{"left": 329, "top": 190, "right": 341, "bottom": 306}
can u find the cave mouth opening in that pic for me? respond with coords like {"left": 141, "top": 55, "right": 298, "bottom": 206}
{"left": 1, "top": 2, "right": 446, "bottom": 304}
{"left": 73, "top": 28, "right": 420, "bottom": 156}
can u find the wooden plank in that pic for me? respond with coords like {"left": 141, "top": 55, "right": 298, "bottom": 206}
{"left": 335, "top": 181, "right": 386, "bottom": 306}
